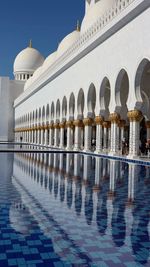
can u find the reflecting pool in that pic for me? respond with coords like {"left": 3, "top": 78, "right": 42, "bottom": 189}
{"left": 0, "top": 153, "right": 150, "bottom": 266}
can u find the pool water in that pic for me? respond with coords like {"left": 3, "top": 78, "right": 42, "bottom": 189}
{"left": 0, "top": 152, "right": 150, "bottom": 267}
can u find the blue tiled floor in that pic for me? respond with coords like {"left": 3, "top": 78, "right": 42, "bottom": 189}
{"left": 0, "top": 153, "right": 149, "bottom": 266}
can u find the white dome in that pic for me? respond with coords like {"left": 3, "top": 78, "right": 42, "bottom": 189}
{"left": 14, "top": 47, "right": 44, "bottom": 74}
{"left": 81, "top": 0, "right": 116, "bottom": 33}
{"left": 57, "top": 30, "right": 80, "bottom": 58}
{"left": 42, "top": 51, "right": 57, "bottom": 72}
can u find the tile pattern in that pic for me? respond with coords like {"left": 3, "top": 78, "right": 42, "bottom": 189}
{"left": 0, "top": 153, "right": 149, "bottom": 267}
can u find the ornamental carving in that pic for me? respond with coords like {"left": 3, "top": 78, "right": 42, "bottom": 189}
{"left": 109, "top": 113, "right": 120, "bottom": 123}
{"left": 127, "top": 110, "right": 143, "bottom": 122}
{"left": 83, "top": 118, "right": 93, "bottom": 126}
{"left": 66, "top": 121, "right": 73, "bottom": 128}
{"left": 94, "top": 116, "right": 103, "bottom": 125}
{"left": 103, "top": 121, "right": 111, "bottom": 128}
{"left": 49, "top": 123, "right": 54, "bottom": 129}
{"left": 60, "top": 122, "right": 66, "bottom": 128}
{"left": 54, "top": 123, "right": 60, "bottom": 129}
{"left": 118, "top": 120, "right": 126, "bottom": 128}
{"left": 73, "top": 120, "right": 83, "bottom": 127}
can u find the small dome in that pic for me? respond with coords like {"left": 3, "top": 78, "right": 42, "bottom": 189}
{"left": 42, "top": 51, "right": 57, "bottom": 72}
{"left": 14, "top": 47, "right": 44, "bottom": 74}
{"left": 57, "top": 30, "right": 80, "bottom": 58}
{"left": 81, "top": 0, "right": 116, "bottom": 33}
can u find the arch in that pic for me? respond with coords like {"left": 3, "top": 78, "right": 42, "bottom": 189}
{"left": 115, "top": 69, "right": 129, "bottom": 118}
{"left": 135, "top": 58, "right": 150, "bottom": 103}
{"left": 56, "top": 99, "right": 60, "bottom": 119}
{"left": 62, "top": 96, "right": 67, "bottom": 119}
{"left": 38, "top": 107, "right": 42, "bottom": 124}
{"left": 51, "top": 102, "right": 55, "bottom": 120}
{"left": 46, "top": 104, "right": 50, "bottom": 121}
{"left": 135, "top": 58, "right": 150, "bottom": 117}
{"left": 87, "top": 83, "right": 96, "bottom": 116}
{"left": 69, "top": 92, "right": 75, "bottom": 118}
{"left": 32, "top": 111, "right": 35, "bottom": 124}
{"left": 77, "top": 88, "right": 85, "bottom": 118}
{"left": 99, "top": 77, "right": 110, "bottom": 118}
{"left": 42, "top": 106, "right": 45, "bottom": 123}
{"left": 35, "top": 109, "right": 38, "bottom": 123}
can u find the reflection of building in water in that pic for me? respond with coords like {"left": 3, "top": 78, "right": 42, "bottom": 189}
{"left": 130, "top": 164, "right": 150, "bottom": 265}
{"left": 13, "top": 153, "right": 150, "bottom": 265}
{"left": 127, "top": 164, "right": 139, "bottom": 206}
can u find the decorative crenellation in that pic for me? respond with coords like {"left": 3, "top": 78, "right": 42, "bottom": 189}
{"left": 95, "top": 116, "right": 103, "bottom": 125}
{"left": 127, "top": 110, "right": 143, "bottom": 122}
{"left": 109, "top": 113, "right": 120, "bottom": 124}
{"left": 73, "top": 120, "right": 84, "bottom": 127}
{"left": 83, "top": 118, "right": 93, "bottom": 126}
{"left": 103, "top": 121, "right": 111, "bottom": 128}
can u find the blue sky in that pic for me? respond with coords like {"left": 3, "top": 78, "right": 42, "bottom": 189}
{"left": 0, "top": 0, "right": 85, "bottom": 78}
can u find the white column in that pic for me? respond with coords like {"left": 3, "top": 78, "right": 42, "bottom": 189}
{"left": 45, "top": 128, "right": 48, "bottom": 146}
{"left": 49, "top": 126, "right": 54, "bottom": 146}
{"left": 54, "top": 123, "right": 60, "bottom": 147}
{"left": 83, "top": 118, "right": 93, "bottom": 151}
{"left": 109, "top": 113, "right": 120, "bottom": 155}
{"left": 103, "top": 122, "right": 108, "bottom": 151}
{"left": 37, "top": 129, "right": 40, "bottom": 145}
{"left": 60, "top": 123, "right": 65, "bottom": 149}
{"left": 127, "top": 110, "right": 142, "bottom": 158}
{"left": 95, "top": 116, "right": 103, "bottom": 153}
{"left": 66, "top": 121, "right": 73, "bottom": 150}
{"left": 34, "top": 129, "right": 37, "bottom": 144}
{"left": 74, "top": 120, "right": 83, "bottom": 150}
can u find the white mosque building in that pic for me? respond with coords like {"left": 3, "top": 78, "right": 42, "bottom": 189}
{"left": 1, "top": 0, "right": 150, "bottom": 159}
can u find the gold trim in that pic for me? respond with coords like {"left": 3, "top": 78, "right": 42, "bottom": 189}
{"left": 109, "top": 113, "right": 120, "bottom": 123}
{"left": 73, "top": 120, "right": 83, "bottom": 127}
{"left": 94, "top": 116, "right": 103, "bottom": 125}
{"left": 127, "top": 110, "right": 143, "bottom": 122}
{"left": 103, "top": 121, "right": 111, "bottom": 128}
{"left": 83, "top": 118, "right": 93, "bottom": 126}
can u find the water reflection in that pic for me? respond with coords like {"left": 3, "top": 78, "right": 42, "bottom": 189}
{"left": 11, "top": 153, "right": 150, "bottom": 265}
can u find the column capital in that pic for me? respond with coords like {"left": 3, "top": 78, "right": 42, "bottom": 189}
{"left": 49, "top": 123, "right": 54, "bottom": 129}
{"left": 54, "top": 123, "right": 60, "bottom": 129}
{"left": 60, "top": 122, "right": 66, "bottom": 128}
{"left": 146, "top": 121, "right": 150, "bottom": 128}
{"left": 94, "top": 116, "right": 103, "bottom": 125}
{"left": 103, "top": 121, "right": 111, "bottom": 128}
{"left": 66, "top": 120, "right": 73, "bottom": 128}
{"left": 127, "top": 110, "right": 143, "bottom": 122}
{"left": 109, "top": 112, "right": 120, "bottom": 123}
{"left": 118, "top": 120, "right": 126, "bottom": 128}
{"left": 83, "top": 118, "right": 93, "bottom": 126}
{"left": 73, "top": 120, "right": 83, "bottom": 127}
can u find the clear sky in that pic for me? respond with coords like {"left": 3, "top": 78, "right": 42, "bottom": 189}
{"left": 0, "top": 0, "right": 85, "bottom": 78}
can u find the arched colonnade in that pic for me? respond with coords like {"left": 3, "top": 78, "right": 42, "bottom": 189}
{"left": 15, "top": 59, "right": 150, "bottom": 158}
